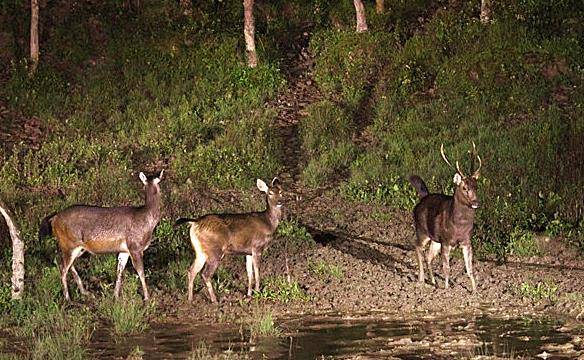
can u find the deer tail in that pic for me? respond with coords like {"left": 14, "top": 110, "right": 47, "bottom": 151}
{"left": 408, "top": 175, "right": 429, "bottom": 199}
{"left": 38, "top": 214, "right": 55, "bottom": 242}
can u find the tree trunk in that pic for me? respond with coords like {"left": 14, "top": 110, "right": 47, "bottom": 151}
{"left": 30, "top": 0, "right": 39, "bottom": 75}
{"left": 243, "top": 0, "right": 257, "bottom": 68}
{"left": 480, "top": 0, "right": 491, "bottom": 23}
{"left": 376, "top": 0, "right": 384, "bottom": 14}
{"left": 354, "top": 0, "right": 368, "bottom": 33}
{"left": 0, "top": 201, "right": 25, "bottom": 300}
{"left": 180, "top": 0, "right": 192, "bottom": 16}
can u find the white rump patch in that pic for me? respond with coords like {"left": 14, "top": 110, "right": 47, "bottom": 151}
{"left": 257, "top": 179, "right": 269, "bottom": 193}
{"left": 453, "top": 173, "right": 462, "bottom": 185}
{"left": 139, "top": 172, "right": 148, "bottom": 185}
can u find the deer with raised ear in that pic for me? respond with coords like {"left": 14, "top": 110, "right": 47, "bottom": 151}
{"left": 408, "top": 143, "right": 482, "bottom": 292}
{"left": 39, "top": 170, "right": 164, "bottom": 301}
{"left": 176, "top": 177, "right": 283, "bottom": 303}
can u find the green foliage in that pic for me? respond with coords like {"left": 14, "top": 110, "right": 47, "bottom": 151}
{"left": 506, "top": 230, "right": 540, "bottom": 257}
{"left": 6, "top": 267, "right": 93, "bottom": 360}
{"left": 517, "top": 280, "right": 559, "bottom": 303}
{"left": 299, "top": 100, "right": 357, "bottom": 187}
{"left": 96, "top": 277, "right": 155, "bottom": 336}
{"left": 308, "top": 260, "right": 343, "bottom": 280}
{"left": 253, "top": 276, "right": 309, "bottom": 303}
{"left": 311, "top": 31, "right": 396, "bottom": 107}
{"left": 247, "top": 310, "right": 282, "bottom": 338}
{"left": 275, "top": 219, "right": 315, "bottom": 249}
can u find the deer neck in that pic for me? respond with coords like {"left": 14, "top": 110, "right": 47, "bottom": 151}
{"left": 143, "top": 191, "right": 161, "bottom": 226}
{"left": 264, "top": 199, "right": 282, "bottom": 231}
{"left": 450, "top": 190, "right": 475, "bottom": 225}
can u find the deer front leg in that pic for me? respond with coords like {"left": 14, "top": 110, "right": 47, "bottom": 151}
{"left": 129, "top": 251, "right": 149, "bottom": 301}
{"left": 114, "top": 253, "right": 130, "bottom": 299}
{"left": 252, "top": 251, "right": 261, "bottom": 292}
{"left": 246, "top": 255, "right": 254, "bottom": 296}
{"left": 462, "top": 245, "right": 477, "bottom": 292}
{"left": 441, "top": 245, "right": 452, "bottom": 289}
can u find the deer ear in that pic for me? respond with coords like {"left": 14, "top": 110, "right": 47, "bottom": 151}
{"left": 139, "top": 172, "right": 148, "bottom": 185}
{"left": 256, "top": 179, "right": 269, "bottom": 193}
{"left": 472, "top": 171, "right": 480, "bottom": 180}
{"left": 453, "top": 173, "right": 462, "bottom": 185}
{"left": 271, "top": 177, "right": 280, "bottom": 187}
{"left": 152, "top": 169, "right": 164, "bottom": 185}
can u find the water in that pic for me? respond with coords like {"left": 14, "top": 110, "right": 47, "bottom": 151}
{"left": 87, "top": 312, "right": 583, "bottom": 359}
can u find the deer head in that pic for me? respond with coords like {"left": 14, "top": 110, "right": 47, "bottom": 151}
{"left": 440, "top": 143, "right": 481, "bottom": 209}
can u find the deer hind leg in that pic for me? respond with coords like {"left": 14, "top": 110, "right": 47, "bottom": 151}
{"left": 60, "top": 247, "right": 83, "bottom": 301}
{"left": 246, "top": 255, "right": 254, "bottom": 297}
{"left": 462, "top": 245, "right": 477, "bottom": 292}
{"left": 187, "top": 228, "right": 208, "bottom": 302}
{"left": 130, "top": 251, "right": 149, "bottom": 301}
{"left": 187, "top": 254, "right": 207, "bottom": 302}
{"left": 201, "top": 259, "right": 220, "bottom": 304}
{"left": 426, "top": 241, "right": 441, "bottom": 286}
{"left": 441, "top": 245, "right": 452, "bottom": 289}
{"left": 415, "top": 236, "right": 430, "bottom": 283}
{"left": 114, "top": 252, "right": 130, "bottom": 299}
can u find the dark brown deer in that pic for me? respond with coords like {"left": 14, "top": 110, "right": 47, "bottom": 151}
{"left": 409, "top": 144, "right": 481, "bottom": 292}
{"left": 176, "top": 178, "right": 283, "bottom": 303}
{"left": 39, "top": 170, "right": 163, "bottom": 301}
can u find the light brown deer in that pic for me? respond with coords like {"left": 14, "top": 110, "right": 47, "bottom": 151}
{"left": 39, "top": 170, "right": 163, "bottom": 301}
{"left": 409, "top": 143, "right": 481, "bottom": 292}
{"left": 176, "top": 178, "right": 283, "bottom": 303}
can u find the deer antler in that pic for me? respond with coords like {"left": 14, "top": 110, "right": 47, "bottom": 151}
{"left": 472, "top": 141, "right": 482, "bottom": 178}
{"left": 440, "top": 144, "right": 454, "bottom": 168}
{"left": 442, "top": 144, "right": 466, "bottom": 176}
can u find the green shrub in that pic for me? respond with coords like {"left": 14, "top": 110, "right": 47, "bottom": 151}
{"left": 253, "top": 276, "right": 309, "bottom": 303}
{"left": 96, "top": 277, "right": 155, "bottom": 335}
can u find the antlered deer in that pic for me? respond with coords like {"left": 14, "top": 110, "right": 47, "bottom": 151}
{"left": 39, "top": 170, "right": 163, "bottom": 301}
{"left": 176, "top": 178, "right": 283, "bottom": 303}
{"left": 409, "top": 143, "right": 481, "bottom": 292}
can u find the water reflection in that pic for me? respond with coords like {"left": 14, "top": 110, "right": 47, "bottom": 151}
{"left": 87, "top": 313, "right": 582, "bottom": 359}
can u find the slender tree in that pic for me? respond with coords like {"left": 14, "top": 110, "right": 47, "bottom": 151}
{"left": 0, "top": 201, "right": 25, "bottom": 300}
{"left": 30, "top": 0, "right": 39, "bottom": 75}
{"left": 354, "top": 0, "right": 368, "bottom": 33}
{"left": 480, "top": 0, "right": 491, "bottom": 23}
{"left": 376, "top": 0, "right": 384, "bottom": 14}
{"left": 243, "top": 0, "right": 257, "bottom": 67}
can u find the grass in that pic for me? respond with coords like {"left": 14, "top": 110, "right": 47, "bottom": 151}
{"left": 308, "top": 260, "right": 344, "bottom": 280}
{"left": 247, "top": 309, "right": 282, "bottom": 338}
{"left": 516, "top": 280, "right": 559, "bottom": 303}
{"left": 253, "top": 276, "right": 310, "bottom": 303}
{"left": 96, "top": 277, "right": 155, "bottom": 336}
{"left": 5, "top": 267, "right": 94, "bottom": 359}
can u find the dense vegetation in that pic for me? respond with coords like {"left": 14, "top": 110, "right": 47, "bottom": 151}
{"left": 0, "top": 0, "right": 582, "bottom": 357}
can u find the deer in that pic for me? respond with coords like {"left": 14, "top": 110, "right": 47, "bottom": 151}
{"left": 408, "top": 143, "right": 481, "bottom": 292}
{"left": 39, "top": 170, "right": 163, "bottom": 301}
{"left": 176, "top": 177, "right": 283, "bottom": 303}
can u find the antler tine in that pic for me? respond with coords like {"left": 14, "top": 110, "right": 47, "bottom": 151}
{"left": 440, "top": 143, "right": 454, "bottom": 169}
{"left": 455, "top": 161, "right": 466, "bottom": 177}
{"left": 473, "top": 154, "right": 482, "bottom": 177}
